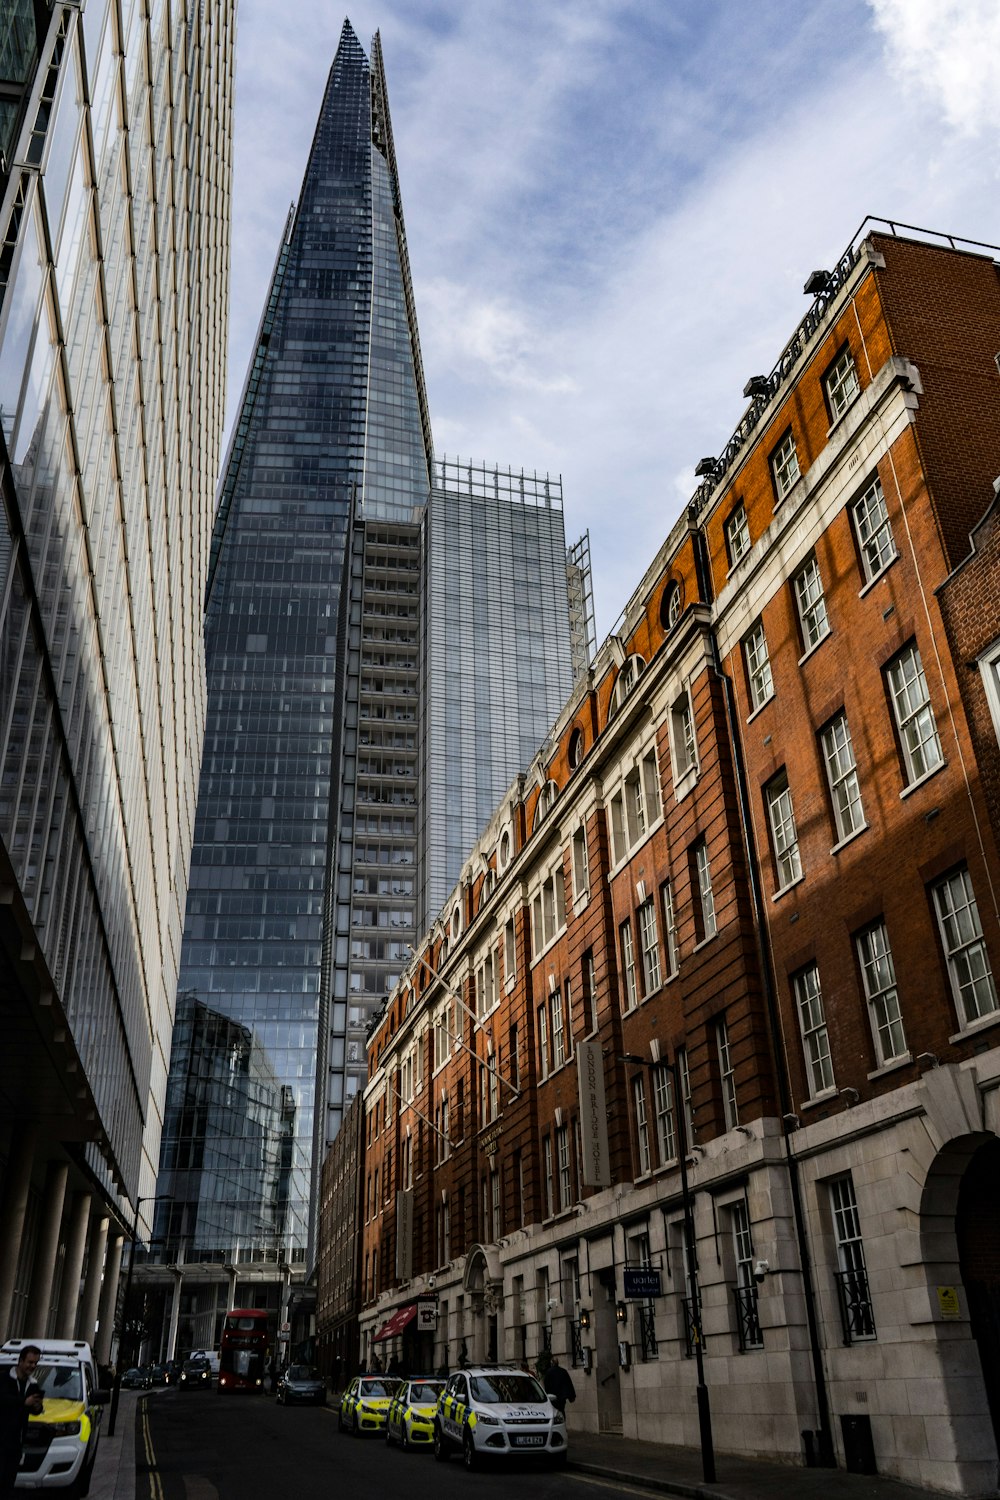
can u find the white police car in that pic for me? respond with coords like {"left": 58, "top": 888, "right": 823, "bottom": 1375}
{"left": 433, "top": 1366, "right": 567, "bottom": 1470}
{"left": 1, "top": 1340, "right": 108, "bottom": 1496}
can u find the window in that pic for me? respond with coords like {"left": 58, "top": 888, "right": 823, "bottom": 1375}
{"left": 488, "top": 1049, "right": 499, "bottom": 1121}
{"left": 771, "top": 429, "right": 801, "bottom": 499}
{"left": 794, "top": 963, "right": 834, "bottom": 1096}
{"left": 637, "top": 898, "right": 661, "bottom": 994}
{"left": 503, "top": 917, "right": 516, "bottom": 983}
{"left": 476, "top": 951, "right": 496, "bottom": 1019}
{"left": 507, "top": 1023, "right": 520, "bottom": 1091}
{"left": 824, "top": 345, "right": 861, "bottom": 420}
{"left": 572, "top": 824, "right": 589, "bottom": 900}
{"left": 856, "top": 920, "right": 907, "bottom": 1066}
{"left": 692, "top": 840, "right": 717, "bottom": 941}
{"left": 821, "top": 713, "right": 865, "bottom": 842}
{"left": 725, "top": 503, "right": 751, "bottom": 566}
{"left": 537, "top": 1004, "right": 550, "bottom": 1079}
{"left": 932, "top": 867, "right": 998, "bottom": 1026}
{"left": 853, "top": 476, "right": 896, "bottom": 582}
{"left": 556, "top": 1124, "right": 571, "bottom": 1211}
{"left": 671, "top": 692, "right": 698, "bottom": 783}
{"left": 550, "top": 989, "right": 566, "bottom": 1069}
{"left": 610, "top": 747, "right": 661, "bottom": 862}
{"left": 887, "top": 643, "right": 943, "bottom": 785}
{"left": 563, "top": 982, "right": 575, "bottom": 1061}
{"left": 490, "top": 1169, "right": 501, "bottom": 1241}
{"left": 584, "top": 950, "right": 598, "bottom": 1034}
{"left": 716, "top": 1018, "right": 739, "bottom": 1129}
{"left": 652, "top": 1064, "right": 676, "bottom": 1164}
{"left": 661, "top": 880, "right": 679, "bottom": 978}
{"left": 662, "top": 582, "right": 682, "bottom": 629}
{"left": 744, "top": 621, "right": 773, "bottom": 711}
{"left": 543, "top": 1135, "right": 555, "bottom": 1218}
{"left": 633, "top": 1075, "right": 652, "bottom": 1175}
{"left": 765, "top": 772, "right": 802, "bottom": 891}
{"left": 793, "top": 555, "right": 829, "bottom": 652}
{"left": 620, "top": 918, "right": 639, "bottom": 1011}
{"left": 531, "top": 865, "right": 566, "bottom": 955}
{"left": 830, "top": 1176, "right": 875, "bottom": 1341}
{"left": 730, "top": 1200, "right": 763, "bottom": 1350}
{"left": 611, "top": 654, "right": 646, "bottom": 715}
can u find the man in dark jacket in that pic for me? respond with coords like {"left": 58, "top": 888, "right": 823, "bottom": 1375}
{"left": 542, "top": 1357, "right": 576, "bottom": 1415}
{"left": 1, "top": 1345, "right": 43, "bottom": 1498}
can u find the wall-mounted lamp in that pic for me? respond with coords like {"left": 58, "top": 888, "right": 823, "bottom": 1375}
{"left": 803, "top": 269, "right": 833, "bottom": 296}
{"left": 694, "top": 457, "right": 716, "bottom": 478}
{"left": 615, "top": 1301, "right": 628, "bottom": 1324}
{"left": 917, "top": 1052, "right": 940, "bottom": 1069}
{"left": 743, "top": 374, "right": 769, "bottom": 399}
{"left": 579, "top": 1308, "right": 591, "bottom": 1331}
{"left": 839, "top": 1087, "right": 859, "bottom": 1107}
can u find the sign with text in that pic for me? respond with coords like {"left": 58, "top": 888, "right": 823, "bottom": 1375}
{"left": 395, "top": 1189, "right": 413, "bottom": 1281}
{"left": 623, "top": 1267, "right": 662, "bottom": 1299}
{"left": 417, "top": 1300, "right": 437, "bottom": 1331}
{"left": 577, "top": 1040, "right": 611, "bottom": 1187}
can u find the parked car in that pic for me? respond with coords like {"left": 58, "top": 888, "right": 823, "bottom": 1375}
{"left": 338, "top": 1376, "right": 400, "bottom": 1435}
{"left": 385, "top": 1378, "right": 445, "bottom": 1450}
{"left": 0, "top": 1340, "right": 110, "bottom": 1496}
{"left": 149, "top": 1365, "right": 168, "bottom": 1386}
{"left": 433, "top": 1366, "right": 567, "bottom": 1469}
{"left": 177, "top": 1357, "right": 212, "bottom": 1392}
{"left": 120, "top": 1368, "right": 151, "bottom": 1390}
{"left": 275, "top": 1366, "right": 326, "bottom": 1406}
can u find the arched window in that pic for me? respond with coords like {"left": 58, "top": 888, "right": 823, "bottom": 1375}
{"left": 610, "top": 655, "right": 646, "bottom": 717}
{"left": 660, "top": 582, "right": 682, "bottom": 631}
{"left": 532, "top": 779, "right": 560, "bottom": 831}
{"left": 568, "top": 727, "right": 585, "bottom": 768}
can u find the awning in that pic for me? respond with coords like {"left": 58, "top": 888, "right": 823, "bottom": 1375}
{"left": 373, "top": 1304, "right": 418, "bottom": 1342}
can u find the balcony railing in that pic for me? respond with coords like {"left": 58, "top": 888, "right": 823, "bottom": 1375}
{"left": 733, "top": 1284, "right": 763, "bottom": 1351}
{"left": 637, "top": 1303, "right": 658, "bottom": 1362}
{"left": 834, "top": 1267, "right": 876, "bottom": 1344}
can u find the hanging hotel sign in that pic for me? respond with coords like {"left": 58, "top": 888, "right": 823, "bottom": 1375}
{"left": 577, "top": 1040, "right": 611, "bottom": 1187}
{"left": 396, "top": 1190, "right": 414, "bottom": 1281}
{"left": 479, "top": 1123, "right": 503, "bottom": 1157}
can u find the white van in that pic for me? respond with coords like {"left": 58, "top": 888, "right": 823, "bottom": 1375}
{"left": 0, "top": 1340, "right": 109, "bottom": 1496}
{"left": 189, "top": 1348, "right": 221, "bottom": 1375}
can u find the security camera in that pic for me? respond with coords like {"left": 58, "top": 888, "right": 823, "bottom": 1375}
{"left": 753, "top": 1260, "right": 769, "bottom": 1284}
{"left": 428, "top": 1276, "right": 436, "bottom": 1289}
{"left": 546, "top": 1298, "right": 558, "bottom": 1310}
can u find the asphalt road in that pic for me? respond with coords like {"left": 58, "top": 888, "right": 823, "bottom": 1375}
{"left": 138, "top": 1388, "right": 655, "bottom": 1500}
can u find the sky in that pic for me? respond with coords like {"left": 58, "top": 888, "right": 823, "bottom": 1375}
{"left": 227, "top": 0, "right": 1000, "bottom": 643}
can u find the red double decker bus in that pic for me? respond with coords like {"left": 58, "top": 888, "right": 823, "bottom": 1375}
{"left": 218, "top": 1309, "right": 270, "bottom": 1393}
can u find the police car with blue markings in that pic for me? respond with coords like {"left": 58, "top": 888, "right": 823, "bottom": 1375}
{"left": 432, "top": 1365, "right": 567, "bottom": 1470}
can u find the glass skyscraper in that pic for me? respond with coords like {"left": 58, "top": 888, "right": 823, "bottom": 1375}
{"left": 0, "top": 0, "right": 234, "bottom": 1344}
{"left": 155, "top": 21, "right": 591, "bottom": 1295}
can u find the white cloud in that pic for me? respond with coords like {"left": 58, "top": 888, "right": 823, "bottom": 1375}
{"left": 868, "top": 0, "right": 1000, "bottom": 137}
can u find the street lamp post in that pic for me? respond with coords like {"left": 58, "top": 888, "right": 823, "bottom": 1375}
{"left": 107, "top": 1194, "right": 172, "bottom": 1436}
{"left": 620, "top": 1054, "right": 715, "bottom": 1485}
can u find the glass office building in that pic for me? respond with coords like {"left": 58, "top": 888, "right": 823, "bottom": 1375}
{"left": 0, "top": 0, "right": 234, "bottom": 1339}
{"left": 155, "top": 21, "right": 591, "bottom": 1283}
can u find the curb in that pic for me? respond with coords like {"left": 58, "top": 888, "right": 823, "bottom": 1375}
{"left": 569, "top": 1457, "right": 735, "bottom": 1500}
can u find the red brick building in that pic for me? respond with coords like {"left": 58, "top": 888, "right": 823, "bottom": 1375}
{"left": 340, "top": 225, "right": 1000, "bottom": 1494}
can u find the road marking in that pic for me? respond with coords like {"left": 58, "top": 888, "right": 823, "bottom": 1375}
{"left": 139, "top": 1401, "right": 164, "bottom": 1500}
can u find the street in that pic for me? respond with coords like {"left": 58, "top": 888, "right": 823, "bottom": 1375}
{"left": 138, "top": 1389, "right": 649, "bottom": 1500}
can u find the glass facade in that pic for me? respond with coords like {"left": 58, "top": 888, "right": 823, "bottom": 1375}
{"left": 156, "top": 21, "right": 591, "bottom": 1271}
{"left": 0, "top": 0, "right": 234, "bottom": 1209}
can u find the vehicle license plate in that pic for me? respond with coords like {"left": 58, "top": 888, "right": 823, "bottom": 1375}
{"left": 512, "top": 1434, "right": 545, "bottom": 1447}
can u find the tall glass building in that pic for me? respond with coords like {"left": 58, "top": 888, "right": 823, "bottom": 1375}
{"left": 153, "top": 21, "right": 591, "bottom": 1327}
{"left": 0, "top": 0, "right": 234, "bottom": 1345}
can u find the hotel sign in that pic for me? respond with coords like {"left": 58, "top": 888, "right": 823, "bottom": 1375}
{"left": 577, "top": 1040, "right": 611, "bottom": 1187}
{"left": 396, "top": 1190, "right": 413, "bottom": 1280}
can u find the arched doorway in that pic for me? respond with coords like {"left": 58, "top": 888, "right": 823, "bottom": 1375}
{"left": 463, "top": 1244, "right": 502, "bottom": 1363}
{"left": 957, "top": 1136, "right": 1000, "bottom": 1451}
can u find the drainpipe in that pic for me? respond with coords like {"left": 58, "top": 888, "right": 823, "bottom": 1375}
{"left": 690, "top": 518, "right": 836, "bottom": 1468}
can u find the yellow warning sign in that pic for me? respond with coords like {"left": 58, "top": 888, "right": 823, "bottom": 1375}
{"left": 937, "top": 1286, "right": 961, "bottom": 1319}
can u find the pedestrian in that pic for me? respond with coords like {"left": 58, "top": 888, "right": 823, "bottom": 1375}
{"left": 1, "top": 1345, "right": 44, "bottom": 1500}
{"left": 387, "top": 1354, "right": 401, "bottom": 1376}
{"left": 542, "top": 1356, "right": 576, "bottom": 1416}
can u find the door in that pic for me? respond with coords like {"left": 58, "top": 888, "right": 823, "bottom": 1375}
{"left": 957, "top": 1138, "right": 1000, "bottom": 1451}
{"left": 593, "top": 1290, "right": 622, "bottom": 1433}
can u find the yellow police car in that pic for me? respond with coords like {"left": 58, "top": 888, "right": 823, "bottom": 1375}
{"left": 432, "top": 1366, "right": 567, "bottom": 1470}
{"left": 337, "top": 1376, "right": 400, "bottom": 1435}
{"left": 384, "top": 1378, "right": 445, "bottom": 1450}
{"left": 2, "top": 1340, "right": 109, "bottom": 1495}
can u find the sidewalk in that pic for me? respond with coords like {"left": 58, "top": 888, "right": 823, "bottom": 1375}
{"left": 90, "top": 1391, "right": 139, "bottom": 1500}
{"left": 568, "top": 1431, "right": 950, "bottom": 1500}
